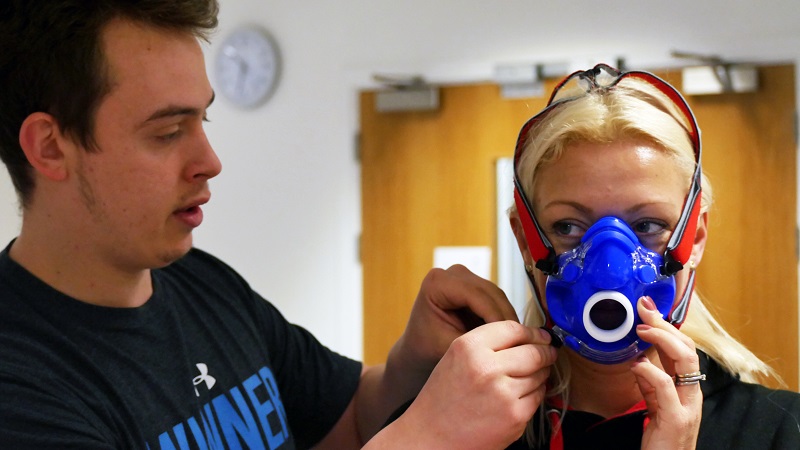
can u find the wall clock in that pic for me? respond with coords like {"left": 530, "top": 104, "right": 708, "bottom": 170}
{"left": 214, "top": 26, "right": 280, "bottom": 108}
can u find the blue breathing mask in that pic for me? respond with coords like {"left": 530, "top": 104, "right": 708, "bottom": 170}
{"left": 545, "top": 216, "right": 676, "bottom": 364}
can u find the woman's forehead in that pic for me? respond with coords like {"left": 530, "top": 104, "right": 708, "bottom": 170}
{"left": 533, "top": 139, "right": 689, "bottom": 212}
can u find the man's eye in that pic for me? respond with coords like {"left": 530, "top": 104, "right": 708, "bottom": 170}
{"left": 156, "top": 127, "right": 182, "bottom": 142}
{"left": 157, "top": 132, "right": 180, "bottom": 142}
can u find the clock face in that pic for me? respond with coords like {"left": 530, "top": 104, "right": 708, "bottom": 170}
{"left": 214, "top": 27, "right": 280, "bottom": 108}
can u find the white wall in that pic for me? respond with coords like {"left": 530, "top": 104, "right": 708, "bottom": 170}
{"left": 0, "top": 170, "right": 19, "bottom": 241}
{"left": 2, "top": 0, "right": 800, "bottom": 361}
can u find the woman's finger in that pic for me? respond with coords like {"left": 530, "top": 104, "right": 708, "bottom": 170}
{"left": 636, "top": 324, "right": 700, "bottom": 375}
{"left": 637, "top": 296, "right": 694, "bottom": 347}
{"left": 637, "top": 296, "right": 700, "bottom": 376}
{"left": 631, "top": 353, "right": 682, "bottom": 413}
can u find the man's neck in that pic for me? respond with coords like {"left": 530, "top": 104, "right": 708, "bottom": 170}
{"left": 10, "top": 225, "right": 153, "bottom": 308}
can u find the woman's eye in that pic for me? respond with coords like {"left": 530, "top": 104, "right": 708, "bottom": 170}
{"left": 553, "top": 221, "right": 584, "bottom": 238}
{"left": 632, "top": 220, "right": 667, "bottom": 235}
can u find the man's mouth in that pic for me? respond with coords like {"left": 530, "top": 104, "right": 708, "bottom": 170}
{"left": 173, "top": 200, "right": 207, "bottom": 228}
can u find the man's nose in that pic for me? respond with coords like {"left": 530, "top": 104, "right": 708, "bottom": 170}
{"left": 186, "top": 132, "right": 222, "bottom": 182}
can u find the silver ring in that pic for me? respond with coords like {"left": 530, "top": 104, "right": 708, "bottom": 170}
{"left": 674, "top": 371, "right": 706, "bottom": 386}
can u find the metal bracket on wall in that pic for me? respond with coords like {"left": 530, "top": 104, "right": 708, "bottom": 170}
{"left": 672, "top": 50, "right": 758, "bottom": 95}
{"left": 373, "top": 74, "right": 439, "bottom": 113}
{"left": 493, "top": 62, "right": 570, "bottom": 100}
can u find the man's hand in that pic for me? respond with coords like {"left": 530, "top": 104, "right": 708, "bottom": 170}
{"left": 394, "top": 264, "right": 522, "bottom": 377}
{"left": 362, "top": 265, "right": 557, "bottom": 448}
{"left": 319, "top": 265, "right": 557, "bottom": 449}
{"left": 385, "top": 321, "right": 556, "bottom": 448}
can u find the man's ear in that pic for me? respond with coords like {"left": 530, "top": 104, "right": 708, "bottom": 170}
{"left": 18, "top": 112, "right": 70, "bottom": 182}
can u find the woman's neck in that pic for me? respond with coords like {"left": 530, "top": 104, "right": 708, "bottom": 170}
{"left": 564, "top": 349, "right": 661, "bottom": 418}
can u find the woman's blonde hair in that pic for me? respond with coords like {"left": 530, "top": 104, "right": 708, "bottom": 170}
{"left": 512, "top": 73, "right": 777, "bottom": 446}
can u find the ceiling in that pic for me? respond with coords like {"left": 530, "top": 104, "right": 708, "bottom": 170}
{"left": 278, "top": 0, "right": 800, "bottom": 84}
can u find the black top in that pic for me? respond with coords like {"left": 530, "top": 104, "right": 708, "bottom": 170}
{"left": 507, "top": 351, "right": 800, "bottom": 449}
{"left": 384, "top": 349, "right": 800, "bottom": 448}
{"left": 0, "top": 243, "right": 362, "bottom": 449}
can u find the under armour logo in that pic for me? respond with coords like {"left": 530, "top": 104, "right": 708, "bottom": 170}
{"left": 193, "top": 363, "right": 216, "bottom": 397}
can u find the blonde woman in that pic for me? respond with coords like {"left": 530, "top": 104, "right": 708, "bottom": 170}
{"left": 508, "top": 64, "right": 800, "bottom": 449}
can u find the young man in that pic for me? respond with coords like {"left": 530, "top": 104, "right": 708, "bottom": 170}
{"left": 0, "top": 1, "right": 556, "bottom": 448}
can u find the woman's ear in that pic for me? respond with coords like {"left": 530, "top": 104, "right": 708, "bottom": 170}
{"left": 509, "top": 209, "right": 533, "bottom": 267}
{"left": 689, "top": 211, "right": 709, "bottom": 267}
{"left": 19, "top": 112, "right": 69, "bottom": 182}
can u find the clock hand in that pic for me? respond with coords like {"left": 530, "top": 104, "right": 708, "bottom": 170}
{"left": 223, "top": 46, "right": 250, "bottom": 95}
{"left": 237, "top": 62, "right": 250, "bottom": 96}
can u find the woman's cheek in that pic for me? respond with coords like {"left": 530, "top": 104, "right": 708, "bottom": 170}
{"left": 672, "top": 269, "right": 691, "bottom": 303}
{"left": 534, "top": 271, "right": 550, "bottom": 314}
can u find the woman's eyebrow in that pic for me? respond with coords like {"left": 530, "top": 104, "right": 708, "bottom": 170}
{"left": 540, "top": 200, "right": 592, "bottom": 214}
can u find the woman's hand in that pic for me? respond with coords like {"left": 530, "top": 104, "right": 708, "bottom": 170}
{"left": 632, "top": 295, "right": 703, "bottom": 450}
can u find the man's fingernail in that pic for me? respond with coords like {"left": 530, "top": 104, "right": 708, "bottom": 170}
{"left": 540, "top": 327, "right": 563, "bottom": 348}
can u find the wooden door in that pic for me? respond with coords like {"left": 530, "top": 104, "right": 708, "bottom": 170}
{"left": 360, "top": 65, "right": 798, "bottom": 390}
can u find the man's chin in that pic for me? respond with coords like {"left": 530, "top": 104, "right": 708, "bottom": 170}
{"left": 154, "top": 240, "right": 193, "bottom": 268}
